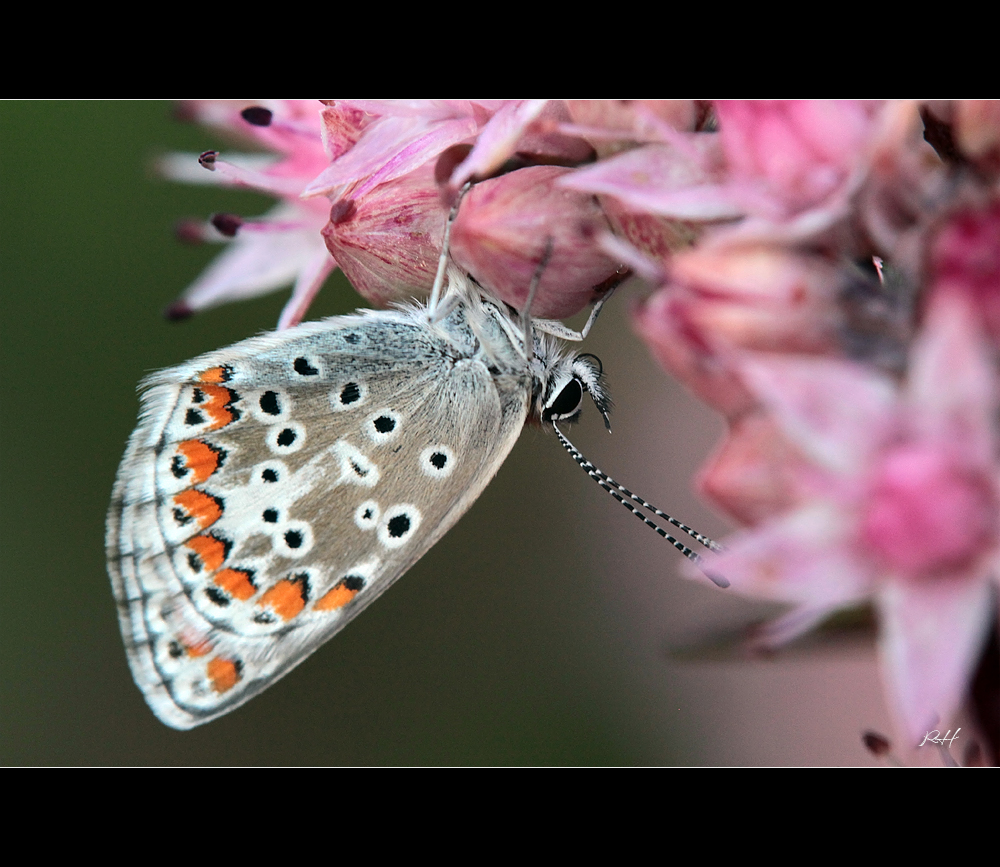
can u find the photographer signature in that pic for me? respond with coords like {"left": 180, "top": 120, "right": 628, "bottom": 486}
{"left": 918, "top": 728, "right": 960, "bottom": 748}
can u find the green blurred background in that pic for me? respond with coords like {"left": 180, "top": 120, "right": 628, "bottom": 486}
{"left": 1, "top": 101, "right": 894, "bottom": 765}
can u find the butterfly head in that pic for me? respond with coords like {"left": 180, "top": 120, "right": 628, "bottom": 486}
{"left": 534, "top": 350, "right": 612, "bottom": 431}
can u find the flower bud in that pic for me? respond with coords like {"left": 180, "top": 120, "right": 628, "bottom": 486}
{"left": 451, "top": 166, "right": 622, "bottom": 318}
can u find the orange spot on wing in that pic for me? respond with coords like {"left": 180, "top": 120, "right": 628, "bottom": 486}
{"left": 173, "top": 489, "right": 223, "bottom": 529}
{"left": 185, "top": 534, "right": 228, "bottom": 572}
{"left": 314, "top": 582, "right": 360, "bottom": 611}
{"left": 258, "top": 577, "right": 307, "bottom": 620}
{"left": 198, "top": 366, "right": 232, "bottom": 384}
{"left": 206, "top": 657, "right": 242, "bottom": 693}
{"left": 214, "top": 568, "right": 256, "bottom": 601}
{"left": 177, "top": 440, "right": 223, "bottom": 483}
{"left": 199, "top": 384, "right": 238, "bottom": 430}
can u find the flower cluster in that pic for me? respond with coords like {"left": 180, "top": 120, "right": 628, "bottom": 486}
{"left": 164, "top": 100, "right": 1000, "bottom": 756}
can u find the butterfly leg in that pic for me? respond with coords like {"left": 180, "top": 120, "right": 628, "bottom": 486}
{"left": 533, "top": 284, "right": 619, "bottom": 342}
{"left": 428, "top": 181, "right": 472, "bottom": 318}
{"left": 519, "top": 237, "right": 555, "bottom": 359}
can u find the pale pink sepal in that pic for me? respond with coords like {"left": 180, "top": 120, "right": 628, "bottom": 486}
{"left": 174, "top": 205, "right": 333, "bottom": 313}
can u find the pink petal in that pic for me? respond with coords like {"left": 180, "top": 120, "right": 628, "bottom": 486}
{"left": 318, "top": 101, "right": 372, "bottom": 161}
{"left": 632, "top": 288, "right": 755, "bottom": 418}
{"left": 276, "top": 249, "right": 337, "bottom": 330}
{"left": 926, "top": 202, "right": 1000, "bottom": 343}
{"left": 914, "top": 279, "right": 999, "bottom": 466}
{"left": 750, "top": 604, "right": 845, "bottom": 648}
{"left": 448, "top": 99, "right": 549, "bottom": 189}
{"left": 741, "top": 355, "right": 897, "bottom": 476}
{"left": 601, "top": 202, "right": 698, "bottom": 263}
{"left": 861, "top": 442, "right": 1000, "bottom": 578}
{"left": 173, "top": 206, "right": 332, "bottom": 313}
{"left": 667, "top": 243, "right": 844, "bottom": 355}
{"left": 338, "top": 99, "right": 493, "bottom": 119}
{"left": 304, "top": 114, "right": 479, "bottom": 199}
{"left": 697, "top": 409, "right": 816, "bottom": 527}
{"left": 563, "top": 100, "right": 701, "bottom": 153}
{"left": 562, "top": 142, "right": 744, "bottom": 221}
{"left": 877, "top": 574, "right": 997, "bottom": 743}
{"left": 953, "top": 100, "right": 1000, "bottom": 170}
{"left": 558, "top": 142, "right": 716, "bottom": 205}
{"left": 715, "top": 100, "right": 879, "bottom": 215}
{"left": 696, "top": 503, "right": 873, "bottom": 608}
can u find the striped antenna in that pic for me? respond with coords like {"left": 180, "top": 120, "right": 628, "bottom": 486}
{"left": 553, "top": 422, "right": 729, "bottom": 588}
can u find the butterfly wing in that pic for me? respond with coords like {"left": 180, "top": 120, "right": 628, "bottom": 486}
{"left": 107, "top": 309, "right": 530, "bottom": 729}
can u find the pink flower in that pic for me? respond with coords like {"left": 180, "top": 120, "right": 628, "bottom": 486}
{"left": 713, "top": 100, "right": 881, "bottom": 222}
{"left": 700, "top": 293, "right": 1000, "bottom": 743}
{"left": 561, "top": 101, "right": 885, "bottom": 243}
{"left": 165, "top": 100, "right": 621, "bottom": 326}
{"left": 162, "top": 100, "right": 342, "bottom": 329}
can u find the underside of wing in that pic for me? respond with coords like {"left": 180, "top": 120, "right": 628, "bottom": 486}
{"left": 107, "top": 311, "right": 529, "bottom": 728}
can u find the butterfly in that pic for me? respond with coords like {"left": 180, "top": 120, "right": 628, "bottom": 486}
{"left": 107, "top": 207, "right": 723, "bottom": 729}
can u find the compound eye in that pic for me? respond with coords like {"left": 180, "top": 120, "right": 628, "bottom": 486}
{"left": 544, "top": 377, "right": 584, "bottom": 421}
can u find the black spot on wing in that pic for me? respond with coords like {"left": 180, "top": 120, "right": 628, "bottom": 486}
{"left": 206, "top": 586, "right": 230, "bottom": 607}
{"left": 294, "top": 357, "right": 319, "bottom": 376}
{"left": 342, "top": 574, "right": 365, "bottom": 591}
{"left": 387, "top": 514, "right": 410, "bottom": 538}
{"left": 259, "top": 391, "right": 281, "bottom": 415}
